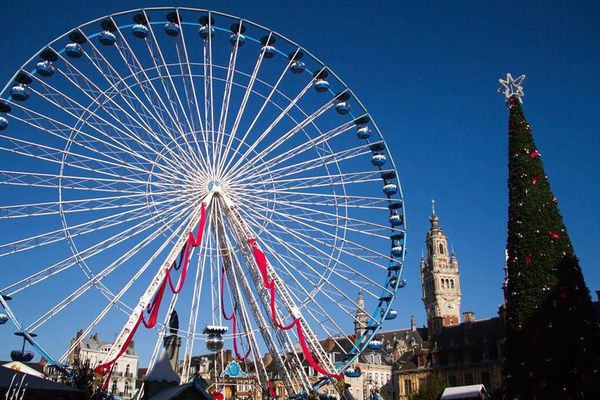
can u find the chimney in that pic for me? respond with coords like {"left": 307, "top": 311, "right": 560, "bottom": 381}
{"left": 410, "top": 315, "right": 417, "bottom": 332}
{"left": 463, "top": 311, "right": 475, "bottom": 324}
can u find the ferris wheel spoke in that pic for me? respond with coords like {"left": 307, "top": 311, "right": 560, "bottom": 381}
{"left": 240, "top": 169, "right": 390, "bottom": 192}
{"left": 181, "top": 218, "right": 213, "bottom": 381}
{"left": 0, "top": 196, "right": 191, "bottom": 258}
{"left": 57, "top": 204, "right": 194, "bottom": 364}
{"left": 239, "top": 204, "right": 391, "bottom": 296}
{"left": 25, "top": 200, "right": 191, "bottom": 332}
{"left": 109, "top": 20, "right": 202, "bottom": 170}
{"left": 0, "top": 190, "right": 184, "bottom": 220}
{"left": 252, "top": 230, "right": 360, "bottom": 355}
{"left": 3, "top": 197, "right": 193, "bottom": 297}
{"left": 216, "top": 33, "right": 269, "bottom": 176}
{"left": 238, "top": 141, "right": 372, "bottom": 186}
{"left": 226, "top": 78, "right": 320, "bottom": 176}
{"left": 231, "top": 116, "right": 358, "bottom": 184}
{"left": 53, "top": 45, "right": 190, "bottom": 171}
{"left": 221, "top": 48, "right": 300, "bottom": 175}
{"left": 174, "top": 9, "right": 207, "bottom": 160}
{"left": 202, "top": 18, "right": 216, "bottom": 174}
{"left": 141, "top": 14, "right": 204, "bottom": 169}
{"left": 216, "top": 200, "right": 310, "bottom": 392}
{"left": 0, "top": 130, "right": 181, "bottom": 185}
{"left": 23, "top": 73, "right": 189, "bottom": 181}
{"left": 0, "top": 170, "right": 181, "bottom": 196}
{"left": 70, "top": 41, "right": 202, "bottom": 177}
{"left": 240, "top": 206, "right": 387, "bottom": 302}
{"left": 245, "top": 196, "right": 398, "bottom": 239}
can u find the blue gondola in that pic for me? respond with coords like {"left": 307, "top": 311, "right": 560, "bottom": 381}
{"left": 164, "top": 22, "right": 180, "bottom": 36}
{"left": 199, "top": 25, "right": 215, "bottom": 39}
{"left": 367, "top": 340, "right": 383, "bottom": 350}
{"left": 385, "top": 310, "right": 398, "bottom": 320}
{"left": 0, "top": 313, "right": 8, "bottom": 324}
{"left": 345, "top": 368, "right": 362, "bottom": 378}
{"left": 383, "top": 181, "right": 397, "bottom": 195}
{"left": 388, "top": 262, "right": 401, "bottom": 271}
{"left": 229, "top": 33, "right": 246, "bottom": 46}
{"left": 0, "top": 117, "right": 7, "bottom": 131}
{"left": 35, "top": 60, "right": 55, "bottom": 77}
{"left": 99, "top": 31, "right": 117, "bottom": 46}
{"left": 356, "top": 125, "right": 371, "bottom": 139}
{"left": 336, "top": 101, "right": 350, "bottom": 115}
{"left": 389, "top": 211, "right": 402, "bottom": 226}
{"left": 314, "top": 79, "right": 329, "bottom": 93}
{"left": 65, "top": 43, "right": 83, "bottom": 58}
{"left": 290, "top": 60, "right": 305, "bottom": 74}
{"left": 391, "top": 245, "right": 403, "bottom": 257}
{"left": 397, "top": 278, "right": 407, "bottom": 288}
{"left": 132, "top": 24, "right": 149, "bottom": 39}
{"left": 10, "top": 85, "right": 29, "bottom": 101}
{"left": 262, "top": 45, "right": 276, "bottom": 58}
{"left": 371, "top": 153, "right": 386, "bottom": 166}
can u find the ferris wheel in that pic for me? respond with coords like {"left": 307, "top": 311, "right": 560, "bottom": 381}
{"left": 0, "top": 7, "right": 407, "bottom": 397}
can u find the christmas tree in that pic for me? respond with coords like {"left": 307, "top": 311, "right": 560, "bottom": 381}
{"left": 500, "top": 74, "right": 600, "bottom": 399}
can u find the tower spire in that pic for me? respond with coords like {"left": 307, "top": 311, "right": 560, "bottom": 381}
{"left": 431, "top": 198, "right": 436, "bottom": 216}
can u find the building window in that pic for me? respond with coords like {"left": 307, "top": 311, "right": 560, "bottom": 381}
{"left": 450, "top": 279, "right": 454, "bottom": 288}
{"left": 404, "top": 379, "right": 412, "bottom": 395}
{"left": 124, "top": 381, "right": 130, "bottom": 394}
{"left": 439, "top": 243, "right": 444, "bottom": 254}
{"left": 111, "top": 380, "right": 117, "bottom": 393}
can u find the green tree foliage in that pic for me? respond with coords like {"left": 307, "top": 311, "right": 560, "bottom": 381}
{"left": 503, "top": 96, "right": 600, "bottom": 398}
{"left": 66, "top": 357, "right": 105, "bottom": 399}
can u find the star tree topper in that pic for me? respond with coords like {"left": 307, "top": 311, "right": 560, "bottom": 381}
{"left": 498, "top": 73, "right": 526, "bottom": 103}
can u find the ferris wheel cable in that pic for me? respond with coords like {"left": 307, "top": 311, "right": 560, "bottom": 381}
{"left": 51, "top": 45, "right": 196, "bottom": 173}
{"left": 0, "top": 195, "right": 192, "bottom": 258}
{"left": 59, "top": 44, "right": 204, "bottom": 177}
{"left": 20, "top": 79, "right": 193, "bottom": 182}
{"left": 24, "top": 200, "right": 194, "bottom": 333}
{"left": 242, "top": 196, "right": 399, "bottom": 240}
{"left": 220, "top": 45, "right": 300, "bottom": 175}
{"left": 238, "top": 169, "right": 389, "bottom": 192}
{"left": 3, "top": 196, "right": 195, "bottom": 302}
{"left": 56, "top": 204, "right": 195, "bottom": 365}
{"left": 202, "top": 23, "right": 215, "bottom": 176}
{"left": 238, "top": 205, "right": 391, "bottom": 297}
{"left": 0, "top": 133, "right": 187, "bottom": 189}
{"left": 236, "top": 189, "right": 392, "bottom": 209}
{"left": 228, "top": 117, "right": 357, "bottom": 183}
{"left": 216, "top": 21, "right": 243, "bottom": 148}
{"left": 139, "top": 17, "right": 206, "bottom": 171}
{"left": 0, "top": 190, "right": 190, "bottom": 220}
{"left": 225, "top": 78, "right": 320, "bottom": 177}
{"left": 236, "top": 142, "right": 373, "bottom": 186}
{"left": 174, "top": 10, "right": 208, "bottom": 164}
{"left": 239, "top": 207, "right": 386, "bottom": 309}
{"left": 215, "top": 34, "right": 268, "bottom": 177}
{"left": 106, "top": 21, "right": 204, "bottom": 171}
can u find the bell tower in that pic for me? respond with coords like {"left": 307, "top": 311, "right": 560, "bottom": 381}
{"left": 420, "top": 200, "right": 461, "bottom": 335}
{"left": 354, "top": 290, "right": 369, "bottom": 338}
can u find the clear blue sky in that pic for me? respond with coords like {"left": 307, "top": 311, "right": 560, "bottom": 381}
{"left": 0, "top": 0, "right": 598, "bottom": 357}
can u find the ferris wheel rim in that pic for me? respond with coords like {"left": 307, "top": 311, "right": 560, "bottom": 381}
{"left": 0, "top": 6, "right": 407, "bottom": 391}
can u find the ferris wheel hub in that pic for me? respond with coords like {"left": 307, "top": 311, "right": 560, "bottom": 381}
{"left": 208, "top": 180, "right": 222, "bottom": 193}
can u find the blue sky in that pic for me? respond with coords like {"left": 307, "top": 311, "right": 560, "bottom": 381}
{"left": 0, "top": 0, "right": 599, "bottom": 361}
